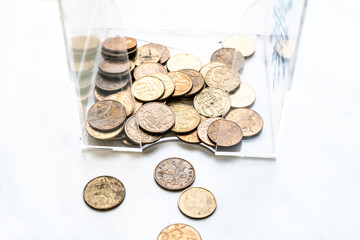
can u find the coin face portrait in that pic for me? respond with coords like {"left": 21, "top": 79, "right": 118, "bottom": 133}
{"left": 225, "top": 108, "right": 263, "bottom": 137}
{"left": 157, "top": 224, "right": 201, "bottom": 240}
{"left": 193, "top": 88, "right": 231, "bottom": 117}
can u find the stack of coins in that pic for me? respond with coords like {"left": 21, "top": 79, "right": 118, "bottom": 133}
{"left": 101, "top": 36, "right": 137, "bottom": 61}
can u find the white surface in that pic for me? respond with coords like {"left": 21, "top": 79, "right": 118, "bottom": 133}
{"left": 1, "top": 0, "right": 360, "bottom": 239}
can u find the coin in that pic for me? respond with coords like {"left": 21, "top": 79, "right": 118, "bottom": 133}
{"left": 102, "top": 36, "right": 137, "bottom": 53}
{"left": 177, "top": 116, "right": 206, "bottom": 144}
{"left": 207, "top": 119, "right": 243, "bottom": 147}
{"left": 136, "top": 102, "right": 175, "bottom": 133}
{"left": 167, "top": 53, "right": 202, "bottom": 71}
{"left": 134, "top": 45, "right": 160, "bottom": 65}
{"left": 276, "top": 38, "right": 295, "bottom": 59}
{"left": 93, "top": 87, "right": 110, "bottom": 101}
{"left": 179, "top": 69, "right": 205, "bottom": 96}
{"left": 105, "top": 91, "right": 135, "bottom": 116}
{"left": 98, "top": 60, "right": 131, "bottom": 76}
{"left": 205, "top": 65, "right": 241, "bottom": 92}
{"left": 229, "top": 83, "right": 256, "bottom": 108}
{"left": 149, "top": 73, "right": 175, "bottom": 100}
{"left": 168, "top": 71, "right": 193, "bottom": 97}
{"left": 211, "top": 48, "right": 245, "bottom": 71}
{"left": 225, "top": 108, "right": 263, "bottom": 137}
{"left": 72, "top": 35, "right": 100, "bottom": 53}
{"left": 222, "top": 35, "right": 256, "bottom": 57}
{"left": 131, "top": 76, "right": 165, "bottom": 101}
{"left": 193, "top": 88, "right": 231, "bottom": 117}
{"left": 83, "top": 176, "right": 125, "bottom": 210}
{"left": 154, "top": 157, "right": 195, "bottom": 190}
{"left": 133, "top": 99, "right": 143, "bottom": 113}
{"left": 133, "top": 62, "right": 167, "bottom": 80}
{"left": 200, "top": 61, "right": 227, "bottom": 79}
{"left": 144, "top": 43, "right": 170, "bottom": 64}
{"left": 87, "top": 100, "right": 126, "bottom": 131}
{"left": 157, "top": 224, "right": 201, "bottom": 240}
{"left": 85, "top": 121, "right": 123, "bottom": 140}
{"left": 170, "top": 104, "right": 201, "bottom": 133}
{"left": 178, "top": 187, "right": 217, "bottom": 219}
{"left": 95, "top": 72, "right": 129, "bottom": 92}
{"left": 197, "top": 117, "right": 221, "bottom": 146}
{"left": 124, "top": 116, "right": 161, "bottom": 144}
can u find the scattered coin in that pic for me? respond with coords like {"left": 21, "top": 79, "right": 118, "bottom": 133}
{"left": 124, "top": 116, "right": 161, "bottom": 144}
{"left": 170, "top": 104, "right": 201, "bottom": 133}
{"left": 205, "top": 65, "right": 241, "bottom": 92}
{"left": 105, "top": 91, "right": 135, "bottom": 116}
{"left": 179, "top": 69, "right": 205, "bottom": 96}
{"left": 87, "top": 100, "right": 126, "bottom": 131}
{"left": 83, "top": 176, "right": 126, "bottom": 210}
{"left": 178, "top": 187, "right": 217, "bottom": 219}
{"left": 168, "top": 71, "right": 193, "bottom": 97}
{"left": 177, "top": 116, "right": 206, "bottom": 144}
{"left": 136, "top": 102, "right": 175, "bottom": 134}
{"left": 133, "top": 62, "right": 167, "bottom": 80}
{"left": 207, "top": 119, "right": 243, "bottom": 147}
{"left": 276, "top": 38, "right": 295, "bottom": 59}
{"left": 95, "top": 72, "right": 129, "bottom": 92}
{"left": 229, "top": 83, "right": 256, "bottom": 108}
{"left": 211, "top": 48, "right": 245, "bottom": 71}
{"left": 134, "top": 45, "right": 161, "bottom": 65}
{"left": 131, "top": 76, "right": 165, "bottom": 101}
{"left": 197, "top": 117, "right": 222, "bottom": 147}
{"left": 144, "top": 43, "right": 170, "bottom": 64}
{"left": 98, "top": 60, "right": 131, "bottom": 77}
{"left": 154, "top": 157, "right": 195, "bottom": 190}
{"left": 150, "top": 73, "right": 175, "bottom": 100}
{"left": 85, "top": 121, "right": 123, "bottom": 140}
{"left": 200, "top": 61, "right": 227, "bottom": 79}
{"left": 225, "top": 108, "right": 263, "bottom": 137}
{"left": 157, "top": 224, "right": 201, "bottom": 240}
{"left": 193, "top": 88, "right": 231, "bottom": 117}
{"left": 167, "top": 53, "right": 202, "bottom": 71}
{"left": 222, "top": 35, "right": 256, "bottom": 57}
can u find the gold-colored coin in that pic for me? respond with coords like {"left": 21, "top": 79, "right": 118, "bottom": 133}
{"left": 157, "top": 224, "right": 201, "bottom": 240}
{"left": 83, "top": 176, "right": 125, "bottom": 210}
{"left": 144, "top": 43, "right": 170, "bottom": 64}
{"left": 170, "top": 104, "right": 201, "bottom": 133}
{"left": 211, "top": 48, "right": 245, "bottom": 71}
{"left": 200, "top": 61, "right": 226, "bottom": 79}
{"left": 131, "top": 76, "right": 165, "bottom": 101}
{"left": 134, "top": 45, "right": 160, "bottom": 65}
{"left": 133, "top": 62, "right": 167, "bottom": 80}
{"left": 177, "top": 116, "right": 206, "bottom": 144}
{"left": 179, "top": 69, "right": 205, "bottom": 96}
{"left": 205, "top": 65, "right": 241, "bottom": 92}
{"left": 124, "top": 116, "right": 161, "bottom": 144}
{"left": 229, "top": 83, "right": 256, "bottom": 108}
{"left": 276, "top": 39, "right": 295, "bottom": 59}
{"left": 225, "top": 108, "right": 263, "bottom": 137}
{"left": 207, "top": 119, "right": 243, "bottom": 147}
{"left": 168, "top": 71, "right": 193, "bottom": 97}
{"left": 178, "top": 187, "right": 217, "bottom": 219}
{"left": 105, "top": 91, "right": 135, "bottom": 116}
{"left": 85, "top": 121, "right": 123, "bottom": 140}
{"left": 222, "top": 35, "right": 256, "bottom": 57}
{"left": 166, "top": 53, "right": 202, "bottom": 71}
{"left": 193, "top": 88, "right": 231, "bottom": 117}
{"left": 197, "top": 117, "right": 221, "bottom": 146}
{"left": 149, "top": 73, "right": 175, "bottom": 100}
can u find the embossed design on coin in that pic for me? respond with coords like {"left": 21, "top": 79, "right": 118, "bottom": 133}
{"left": 211, "top": 48, "right": 245, "bottom": 71}
{"left": 83, "top": 176, "right": 125, "bottom": 210}
{"left": 225, "top": 108, "right": 263, "bottom": 137}
{"left": 170, "top": 104, "right": 201, "bottom": 133}
{"left": 168, "top": 71, "right": 193, "bottom": 97}
{"left": 105, "top": 91, "right": 135, "bottom": 116}
{"left": 154, "top": 157, "right": 195, "bottom": 190}
{"left": 223, "top": 35, "right": 256, "bottom": 57}
{"left": 229, "top": 83, "right": 256, "bottom": 108}
{"left": 200, "top": 61, "right": 227, "bottom": 79}
{"left": 136, "top": 102, "right": 175, "bottom": 133}
{"left": 150, "top": 73, "right": 175, "bottom": 100}
{"left": 134, "top": 45, "right": 160, "bottom": 65}
{"left": 157, "top": 224, "right": 201, "bottom": 240}
{"left": 87, "top": 100, "right": 126, "bottom": 131}
{"left": 144, "top": 43, "right": 170, "bottom": 64}
{"left": 133, "top": 62, "right": 167, "bottom": 80}
{"left": 131, "top": 76, "right": 165, "bottom": 101}
{"left": 85, "top": 121, "right": 123, "bottom": 140}
{"left": 167, "top": 53, "right": 202, "bottom": 71}
{"left": 125, "top": 116, "right": 161, "bottom": 144}
{"left": 179, "top": 69, "right": 205, "bottom": 96}
{"left": 194, "top": 88, "right": 231, "bottom": 117}
{"left": 178, "top": 187, "right": 217, "bottom": 219}
{"left": 205, "top": 65, "right": 241, "bottom": 92}
{"left": 98, "top": 60, "right": 131, "bottom": 76}
{"left": 177, "top": 116, "right": 206, "bottom": 144}
{"left": 207, "top": 119, "right": 243, "bottom": 147}
{"left": 95, "top": 73, "right": 128, "bottom": 92}
{"left": 197, "top": 117, "right": 221, "bottom": 147}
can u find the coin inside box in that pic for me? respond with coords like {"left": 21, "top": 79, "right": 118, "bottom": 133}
{"left": 59, "top": 0, "right": 307, "bottom": 158}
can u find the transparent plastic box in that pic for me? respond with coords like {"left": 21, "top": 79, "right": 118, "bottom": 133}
{"left": 59, "top": 0, "right": 307, "bottom": 158}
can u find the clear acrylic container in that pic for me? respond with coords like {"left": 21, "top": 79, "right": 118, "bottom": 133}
{"left": 59, "top": 0, "right": 307, "bottom": 158}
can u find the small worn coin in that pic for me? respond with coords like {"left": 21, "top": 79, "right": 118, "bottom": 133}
{"left": 72, "top": 35, "right": 100, "bottom": 53}
{"left": 95, "top": 73, "right": 129, "bottom": 92}
{"left": 276, "top": 38, "right": 295, "bottom": 59}
{"left": 102, "top": 36, "right": 137, "bottom": 53}
{"left": 222, "top": 35, "right": 256, "bottom": 57}
{"left": 131, "top": 76, "right": 165, "bottom": 101}
{"left": 149, "top": 73, "right": 175, "bottom": 100}
{"left": 168, "top": 71, "right": 193, "bottom": 97}
{"left": 225, "top": 108, "right": 263, "bottom": 137}
{"left": 157, "top": 224, "right": 201, "bottom": 240}
{"left": 85, "top": 121, "right": 123, "bottom": 140}
{"left": 211, "top": 48, "right": 245, "bottom": 71}
{"left": 154, "top": 157, "right": 195, "bottom": 190}
{"left": 87, "top": 100, "right": 126, "bottom": 131}
{"left": 83, "top": 176, "right": 125, "bottom": 210}
{"left": 105, "top": 91, "right": 135, "bottom": 116}
{"left": 134, "top": 45, "right": 161, "bottom": 65}
{"left": 207, "top": 119, "right": 243, "bottom": 147}
{"left": 193, "top": 88, "right": 231, "bottom": 117}
{"left": 98, "top": 60, "right": 131, "bottom": 76}
{"left": 93, "top": 87, "right": 110, "bottom": 101}
{"left": 200, "top": 61, "right": 227, "bottom": 79}
{"left": 144, "top": 43, "right": 170, "bottom": 64}
{"left": 133, "top": 62, "right": 167, "bottom": 80}
{"left": 205, "top": 65, "right": 241, "bottom": 92}
{"left": 124, "top": 116, "right": 161, "bottom": 144}
{"left": 229, "top": 83, "right": 256, "bottom": 108}
{"left": 136, "top": 102, "right": 175, "bottom": 134}
{"left": 178, "top": 187, "right": 217, "bottom": 219}
{"left": 179, "top": 69, "right": 205, "bottom": 96}
{"left": 197, "top": 117, "right": 222, "bottom": 147}
{"left": 167, "top": 53, "right": 202, "bottom": 71}
{"left": 177, "top": 116, "right": 206, "bottom": 144}
{"left": 170, "top": 104, "right": 201, "bottom": 133}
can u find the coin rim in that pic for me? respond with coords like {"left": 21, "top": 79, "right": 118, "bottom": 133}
{"left": 157, "top": 223, "right": 202, "bottom": 240}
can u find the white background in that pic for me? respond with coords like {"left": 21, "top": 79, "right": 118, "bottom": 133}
{"left": 0, "top": 0, "right": 360, "bottom": 239}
